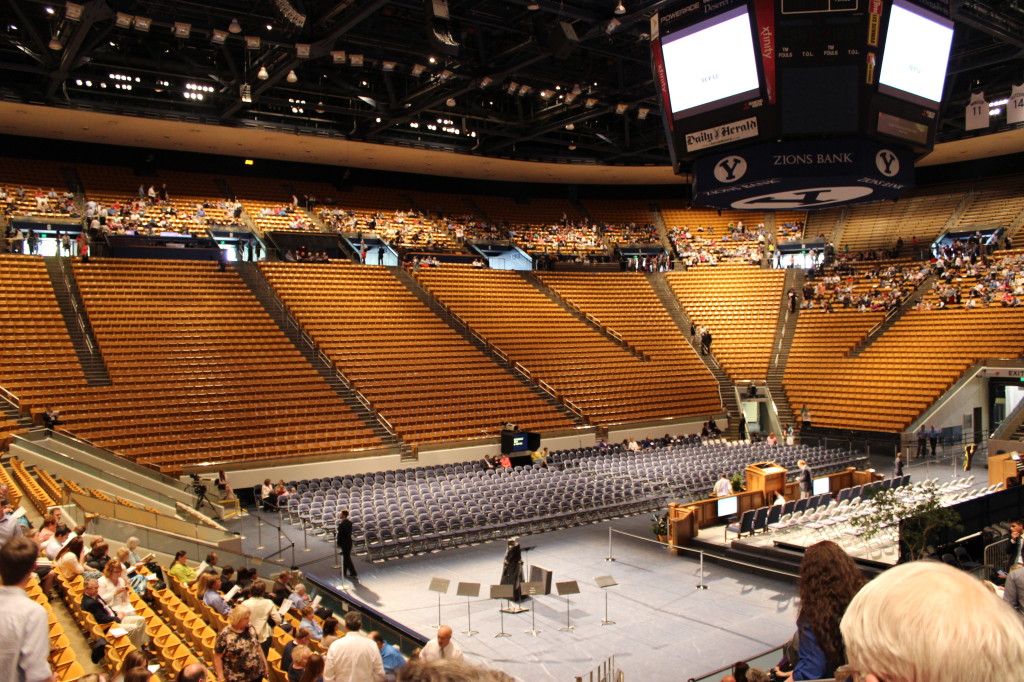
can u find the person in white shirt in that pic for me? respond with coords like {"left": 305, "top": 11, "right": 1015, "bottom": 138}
{"left": 712, "top": 474, "right": 732, "bottom": 498}
{"left": 419, "top": 625, "right": 464, "bottom": 663}
{"left": 44, "top": 525, "right": 70, "bottom": 560}
{"left": 323, "top": 611, "right": 384, "bottom": 682}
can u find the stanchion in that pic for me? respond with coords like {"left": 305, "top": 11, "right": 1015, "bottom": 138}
{"left": 605, "top": 527, "right": 615, "bottom": 562}
{"left": 274, "top": 524, "right": 284, "bottom": 563}
{"left": 331, "top": 542, "right": 342, "bottom": 570}
{"left": 256, "top": 514, "right": 265, "bottom": 550}
{"left": 696, "top": 551, "right": 708, "bottom": 590}
{"left": 302, "top": 525, "right": 311, "bottom": 552}
{"left": 290, "top": 542, "right": 296, "bottom": 567}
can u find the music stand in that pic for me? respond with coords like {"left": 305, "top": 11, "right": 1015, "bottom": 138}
{"left": 555, "top": 580, "right": 580, "bottom": 632}
{"left": 456, "top": 582, "right": 480, "bottom": 637}
{"left": 594, "top": 575, "right": 618, "bottom": 626}
{"left": 489, "top": 584, "right": 514, "bottom": 638}
{"left": 520, "top": 581, "right": 545, "bottom": 636}
{"left": 428, "top": 577, "right": 450, "bottom": 629}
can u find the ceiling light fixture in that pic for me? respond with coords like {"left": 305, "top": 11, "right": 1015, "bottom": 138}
{"left": 245, "top": 35, "right": 260, "bottom": 49}
{"left": 228, "top": 18, "right": 242, "bottom": 33}
{"left": 382, "top": 61, "right": 396, "bottom": 72}
{"left": 65, "top": 2, "right": 84, "bottom": 21}
{"left": 257, "top": 65, "right": 269, "bottom": 80}
{"left": 411, "top": 63, "right": 426, "bottom": 76}
{"left": 527, "top": 1, "right": 540, "bottom": 9}
{"left": 615, "top": 1, "right": 626, "bottom": 15}
{"left": 446, "top": 97, "right": 456, "bottom": 107}
{"left": 615, "top": 102, "right": 628, "bottom": 114}
{"left": 240, "top": 84, "right": 252, "bottom": 103}
{"left": 173, "top": 22, "right": 190, "bottom": 38}
{"left": 296, "top": 43, "right": 310, "bottom": 58}
{"left": 331, "top": 50, "right": 346, "bottom": 64}
{"left": 48, "top": 36, "right": 62, "bottom": 50}
{"left": 115, "top": 12, "right": 133, "bottom": 29}
{"left": 584, "top": 97, "right": 598, "bottom": 108}
{"left": 211, "top": 29, "right": 228, "bottom": 44}
{"left": 286, "top": 69, "right": 298, "bottom": 83}
{"left": 349, "top": 54, "right": 364, "bottom": 67}
{"left": 637, "top": 107, "right": 649, "bottom": 120}
{"left": 133, "top": 16, "right": 150, "bottom": 31}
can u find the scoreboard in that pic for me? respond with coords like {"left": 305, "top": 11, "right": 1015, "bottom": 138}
{"left": 651, "top": 0, "right": 954, "bottom": 209}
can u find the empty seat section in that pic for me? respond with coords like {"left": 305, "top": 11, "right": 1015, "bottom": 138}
{"left": 416, "top": 266, "right": 720, "bottom": 425}
{"left": 260, "top": 261, "right": 575, "bottom": 444}
{"left": 66, "top": 258, "right": 378, "bottom": 473}
{"left": 665, "top": 264, "right": 785, "bottom": 381}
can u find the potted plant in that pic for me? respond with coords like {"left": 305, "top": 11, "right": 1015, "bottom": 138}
{"left": 850, "top": 482, "right": 961, "bottom": 561}
{"left": 651, "top": 514, "right": 668, "bottom": 543}
{"left": 730, "top": 472, "right": 744, "bottom": 493}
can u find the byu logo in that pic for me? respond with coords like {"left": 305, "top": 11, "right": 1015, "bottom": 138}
{"left": 713, "top": 155, "right": 747, "bottom": 183}
{"left": 731, "top": 186, "right": 873, "bottom": 210}
{"left": 875, "top": 150, "right": 899, "bottom": 177}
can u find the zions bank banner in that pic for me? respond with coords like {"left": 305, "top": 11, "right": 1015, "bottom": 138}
{"left": 692, "top": 138, "right": 915, "bottom": 210}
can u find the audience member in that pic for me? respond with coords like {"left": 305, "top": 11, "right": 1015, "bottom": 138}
{"left": 176, "top": 662, "right": 210, "bottom": 682}
{"left": 319, "top": 617, "right": 341, "bottom": 650}
{"left": 283, "top": 628, "right": 312, "bottom": 672}
{"left": 300, "top": 605, "right": 323, "bottom": 639}
{"left": 0, "top": 537, "right": 55, "bottom": 682}
{"left": 420, "top": 625, "right": 464, "bottom": 663}
{"left": 395, "top": 659, "right": 512, "bottom": 681}
{"left": 239, "top": 580, "right": 278, "bottom": 654}
{"left": 81, "top": 577, "right": 148, "bottom": 649}
{"left": 841, "top": 560, "right": 1024, "bottom": 681}
{"left": 322, "top": 611, "right": 385, "bottom": 682}
{"left": 214, "top": 604, "right": 268, "bottom": 682}
{"left": 300, "top": 653, "right": 324, "bottom": 682}
{"left": 288, "top": 645, "right": 311, "bottom": 682}
{"left": 1003, "top": 564, "right": 1024, "bottom": 612}
{"left": 370, "top": 631, "right": 406, "bottom": 681}
{"left": 771, "top": 541, "right": 866, "bottom": 681}
{"left": 169, "top": 550, "right": 197, "bottom": 584}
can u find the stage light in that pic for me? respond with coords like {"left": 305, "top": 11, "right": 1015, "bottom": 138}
{"left": 615, "top": 102, "right": 628, "bottom": 114}
{"left": 382, "top": 61, "right": 396, "bottom": 72}
{"left": 115, "top": 13, "right": 133, "bottom": 29}
{"left": 65, "top": 2, "right": 83, "bottom": 21}
{"left": 614, "top": 1, "right": 626, "bottom": 15}
{"left": 446, "top": 97, "right": 456, "bottom": 107}
{"left": 240, "top": 84, "right": 252, "bottom": 103}
{"left": 479, "top": 76, "right": 493, "bottom": 88}
{"left": 331, "top": 50, "right": 346, "bottom": 64}
{"left": 296, "top": 43, "right": 310, "bottom": 58}
{"left": 349, "top": 54, "right": 364, "bottom": 67}
{"left": 245, "top": 35, "right": 261, "bottom": 50}
{"left": 584, "top": 97, "right": 598, "bottom": 108}
{"left": 637, "top": 107, "right": 649, "bottom": 120}
{"left": 48, "top": 36, "right": 62, "bottom": 50}
{"left": 173, "top": 22, "right": 191, "bottom": 39}
{"left": 244, "top": 159, "right": 254, "bottom": 165}
{"left": 438, "top": 69, "right": 453, "bottom": 81}
{"left": 539, "top": 89, "right": 554, "bottom": 100}
{"left": 411, "top": 63, "right": 426, "bottom": 76}
{"left": 133, "top": 16, "right": 150, "bottom": 31}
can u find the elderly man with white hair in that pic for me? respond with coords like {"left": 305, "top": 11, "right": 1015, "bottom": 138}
{"left": 839, "top": 561, "right": 1024, "bottom": 681}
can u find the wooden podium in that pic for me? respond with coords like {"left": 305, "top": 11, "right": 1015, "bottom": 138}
{"left": 989, "top": 452, "right": 1022, "bottom": 487}
{"left": 745, "top": 461, "right": 788, "bottom": 498}
{"left": 667, "top": 503, "right": 698, "bottom": 554}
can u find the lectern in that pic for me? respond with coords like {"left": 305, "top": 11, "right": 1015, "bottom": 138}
{"left": 745, "top": 462, "right": 787, "bottom": 499}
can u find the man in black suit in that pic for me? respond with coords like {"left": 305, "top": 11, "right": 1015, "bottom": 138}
{"left": 80, "top": 577, "right": 148, "bottom": 649}
{"left": 336, "top": 509, "right": 357, "bottom": 579}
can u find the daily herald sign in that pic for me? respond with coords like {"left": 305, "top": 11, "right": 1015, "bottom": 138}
{"left": 692, "top": 138, "right": 915, "bottom": 210}
{"left": 686, "top": 117, "right": 759, "bottom": 152}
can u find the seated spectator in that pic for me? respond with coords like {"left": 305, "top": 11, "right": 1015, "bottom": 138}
{"left": 98, "top": 559, "right": 136, "bottom": 620}
{"left": 841, "top": 560, "right": 1024, "bottom": 681}
{"left": 271, "top": 571, "right": 293, "bottom": 606}
{"left": 319, "top": 618, "right": 340, "bottom": 650}
{"left": 370, "top": 631, "right": 406, "bottom": 681}
{"left": 219, "top": 566, "right": 237, "bottom": 594}
{"left": 289, "top": 583, "right": 311, "bottom": 611}
{"left": 115, "top": 546, "right": 148, "bottom": 597}
{"left": 54, "top": 537, "right": 85, "bottom": 580}
{"left": 168, "top": 550, "right": 197, "bottom": 585}
{"left": 299, "top": 605, "right": 323, "bottom": 640}
{"left": 288, "top": 644, "right": 311, "bottom": 682}
{"left": 81, "top": 577, "right": 148, "bottom": 649}
{"left": 85, "top": 541, "right": 111, "bottom": 572}
{"left": 199, "top": 572, "right": 230, "bottom": 616}
{"left": 282, "top": 628, "right": 311, "bottom": 671}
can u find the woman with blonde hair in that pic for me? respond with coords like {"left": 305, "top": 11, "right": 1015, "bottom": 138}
{"left": 98, "top": 558, "right": 136, "bottom": 619}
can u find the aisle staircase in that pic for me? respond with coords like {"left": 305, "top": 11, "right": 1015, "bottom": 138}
{"left": 233, "top": 262, "right": 399, "bottom": 449}
{"left": 391, "top": 267, "right": 582, "bottom": 425}
{"left": 848, "top": 273, "right": 936, "bottom": 358}
{"left": 646, "top": 273, "right": 739, "bottom": 437}
{"left": 765, "top": 269, "right": 804, "bottom": 432}
{"left": 43, "top": 256, "right": 111, "bottom": 387}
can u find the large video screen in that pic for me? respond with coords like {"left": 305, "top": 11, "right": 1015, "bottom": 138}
{"left": 878, "top": 0, "right": 954, "bottom": 107}
{"left": 661, "top": 6, "right": 760, "bottom": 118}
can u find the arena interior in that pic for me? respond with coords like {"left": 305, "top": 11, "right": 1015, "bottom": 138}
{"left": 1, "top": 1, "right": 1024, "bottom": 681}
